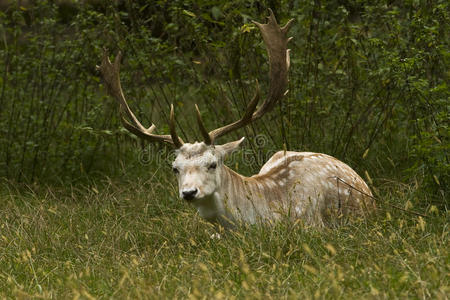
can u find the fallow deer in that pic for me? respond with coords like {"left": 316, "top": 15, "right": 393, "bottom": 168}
{"left": 98, "top": 10, "right": 375, "bottom": 227}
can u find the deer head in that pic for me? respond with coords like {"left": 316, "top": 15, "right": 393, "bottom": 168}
{"left": 97, "top": 10, "right": 293, "bottom": 202}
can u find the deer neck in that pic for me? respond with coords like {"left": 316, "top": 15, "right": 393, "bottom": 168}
{"left": 192, "top": 165, "right": 285, "bottom": 226}
{"left": 216, "top": 165, "right": 284, "bottom": 225}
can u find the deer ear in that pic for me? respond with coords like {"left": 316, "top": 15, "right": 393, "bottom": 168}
{"left": 216, "top": 137, "right": 245, "bottom": 156}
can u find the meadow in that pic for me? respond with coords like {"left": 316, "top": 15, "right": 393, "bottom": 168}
{"left": 0, "top": 177, "right": 448, "bottom": 298}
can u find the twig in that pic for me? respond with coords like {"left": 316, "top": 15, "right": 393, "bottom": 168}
{"left": 329, "top": 176, "right": 429, "bottom": 218}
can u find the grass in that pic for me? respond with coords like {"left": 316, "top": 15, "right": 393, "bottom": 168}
{"left": 0, "top": 177, "right": 448, "bottom": 299}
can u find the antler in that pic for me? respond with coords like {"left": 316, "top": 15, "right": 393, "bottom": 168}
{"left": 99, "top": 10, "right": 291, "bottom": 147}
{"left": 197, "top": 9, "right": 293, "bottom": 144}
{"left": 97, "top": 50, "right": 183, "bottom": 148}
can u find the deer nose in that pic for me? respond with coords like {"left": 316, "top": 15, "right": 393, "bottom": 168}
{"left": 182, "top": 189, "right": 198, "bottom": 200}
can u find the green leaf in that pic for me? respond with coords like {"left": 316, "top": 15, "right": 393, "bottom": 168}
{"left": 183, "top": 10, "right": 196, "bottom": 18}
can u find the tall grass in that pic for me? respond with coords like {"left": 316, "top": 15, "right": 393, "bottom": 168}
{"left": 0, "top": 178, "right": 447, "bottom": 299}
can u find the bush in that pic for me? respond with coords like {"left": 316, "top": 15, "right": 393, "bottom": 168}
{"left": 0, "top": 1, "right": 447, "bottom": 203}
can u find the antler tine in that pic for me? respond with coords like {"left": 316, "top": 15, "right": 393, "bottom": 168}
{"left": 98, "top": 49, "right": 182, "bottom": 147}
{"left": 195, "top": 104, "right": 212, "bottom": 145}
{"left": 208, "top": 84, "right": 260, "bottom": 143}
{"left": 169, "top": 104, "right": 184, "bottom": 148}
{"left": 208, "top": 9, "right": 293, "bottom": 142}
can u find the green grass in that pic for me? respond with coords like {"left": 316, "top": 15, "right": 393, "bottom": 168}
{"left": 0, "top": 177, "right": 448, "bottom": 299}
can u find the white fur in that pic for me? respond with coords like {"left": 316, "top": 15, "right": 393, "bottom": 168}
{"left": 172, "top": 142, "right": 373, "bottom": 227}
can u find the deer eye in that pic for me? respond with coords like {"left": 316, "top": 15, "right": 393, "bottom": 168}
{"left": 208, "top": 162, "right": 217, "bottom": 170}
{"left": 172, "top": 167, "right": 179, "bottom": 174}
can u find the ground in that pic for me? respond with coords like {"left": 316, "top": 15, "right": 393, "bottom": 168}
{"left": 0, "top": 178, "right": 447, "bottom": 299}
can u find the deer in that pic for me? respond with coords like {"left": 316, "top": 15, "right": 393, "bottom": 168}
{"left": 97, "top": 10, "right": 375, "bottom": 228}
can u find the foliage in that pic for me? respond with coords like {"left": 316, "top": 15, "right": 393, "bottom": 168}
{"left": 0, "top": 2, "right": 447, "bottom": 197}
